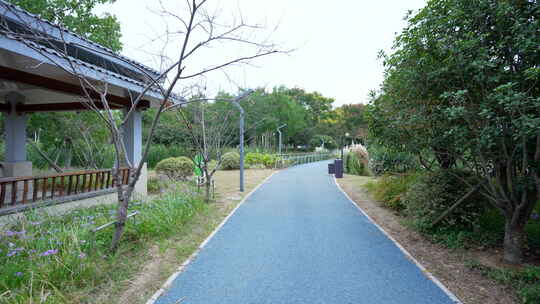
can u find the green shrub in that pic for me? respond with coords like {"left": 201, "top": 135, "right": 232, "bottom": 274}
{"left": 518, "top": 283, "right": 540, "bottom": 304}
{"left": 245, "top": 152, "right": 264, "bottom": 165}
{"left": 465, "top": 261, "right": 540, "bottom": 304}
{"left": 245, "top": 152, "right": 278, "bottom": 168}
{"left": 263, "top": 154, "right": 279, "bottom": 168}
{"left": 147, "top": 144, "right": 188, "bottom": 168}
{"left": 220, "top": 152, "right": 240, "bottom": 170}
{"left": 487, "top": 266, "right": 540, "bottom": 304}
{"left": 155, "top": 157, "right": 194, "bottom": 180}
{"left": 364, "top": 173, "right": 419, "bottom": 211}
{"left": 403, "top": 169, "right": 488, "bottom": 232}
{"left": 367, "top": 144, "right": 419, "bottom": 175}
{"left": 344, "top": 151, "right": 369, "bottom": 176}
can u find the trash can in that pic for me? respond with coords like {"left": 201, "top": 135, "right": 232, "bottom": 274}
{"left": 334, "top": 159, "right": 343, "bottom": 178}
{"left": 328, "top": 163, "right": 335, "bottom": 174}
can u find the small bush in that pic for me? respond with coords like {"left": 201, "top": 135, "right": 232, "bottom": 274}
{"left": 517, "top": 266, "right": 540, "bottom": 304}
{"left": 263, "top": 154, "right": 279, "bottom": 168}
{"left": 245, "top": 152, "right": 278, "bottom": 168}
{"left": 147, "top": 144, "right": 188, "bottom": 169}
{"left": 364, "top": 173, "right": 419, "bottom": 211}
{"left": 485, "top": 266, "right": 540, "bottom": 304}
{"left": 367, "top": 145, "right": 419, "bottom": 175}
{"left": 344, "top": 150, "right": 369, "bottom": 176}
{"left": 220, "top": 152, "right": 240, "bottom": 170}
{"left": 518, "top": 283, "right": 540, "bottom": 304}
{"left": 245, "top": 152, "right": 264, "bottom": 165}
{"left": 155, "top": 157, "right": 194, "bottom": 180}
{"left": 403, "top": 169, "right": 488, "bottom": 232}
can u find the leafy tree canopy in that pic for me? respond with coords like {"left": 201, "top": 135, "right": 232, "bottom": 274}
{"left": 367, "top": 0, "right": 539, "bottom": 264}
{"left": 8, "top": 0, "right": 122, "bottom": 51}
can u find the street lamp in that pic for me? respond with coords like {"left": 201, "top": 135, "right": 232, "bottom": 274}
{"left": 341, "top": 132, "right": 350, "bottom": 160}
{"left": 230, "top": 90, "right": 253, "bottom": 192}
{"left": 277, "top": 124, "right": 287, "bottom": 154}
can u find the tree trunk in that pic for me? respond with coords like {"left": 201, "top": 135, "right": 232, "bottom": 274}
{"left": 205, "top": 180, "right": 211, "bottom": 203}
{"left": 111, "top": 192, "right": 127, "bottom": 251}
{"left": 433, "top": 147, "right": 455, "bottom": 169}
{"left": 503, "top": 216, "right": 526, "bottom": 264}
{"left": 110, "top": 171, "right": 134, "bottom": 252}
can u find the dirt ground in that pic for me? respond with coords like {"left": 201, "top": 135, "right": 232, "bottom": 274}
{"left": 337, "top": 174, "right": 519, "bottom": 304}
{"left": 112, "top": 169, "right": 275, "bottom": 304}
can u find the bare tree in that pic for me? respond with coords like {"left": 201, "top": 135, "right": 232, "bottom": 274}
{"left": 174, "top": 90, "right": 253, "bottom": 201}
{"left": 1, "top": 0, "right": 280, "bottom": 251}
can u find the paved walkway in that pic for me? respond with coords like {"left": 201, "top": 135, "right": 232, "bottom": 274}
{"left": 154, "top": 161, "right": 458, "bottom": 304}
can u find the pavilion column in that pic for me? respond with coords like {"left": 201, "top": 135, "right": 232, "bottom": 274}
{"left": 123, "top": 109, "right": 142, "bottom": 166}
{"left": 1, "top": 92, "right": 32, "bottom": 177}
{"left": 122, "top": 109, "right": 146, "bottom": 196}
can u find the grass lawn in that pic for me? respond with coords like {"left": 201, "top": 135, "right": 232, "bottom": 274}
{"left": 0, "top": 169, "right": 274, "bottom": 304}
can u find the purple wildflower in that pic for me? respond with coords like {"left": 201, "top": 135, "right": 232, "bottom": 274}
{"left": 7, "top": 247, "right": 24, "bottom": 257}
{"left": 531, "top": 213, "right": 539, "bottom": 220}
{"left": 15, "top": 272, "right": 23, "bottom": 277}
{"left": 78, "top": 253, "right": 86, "bottom": 259}
{"left": 40, "top": 249, "right": 58, "bottom": 257}
{"left": 5, "top": 231, "right": 15, "bottom": 237}
{"left": 29, "top": 249, "right": 37, "bottom": 254}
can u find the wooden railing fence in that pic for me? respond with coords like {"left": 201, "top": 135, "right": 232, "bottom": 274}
{"left": 0, "top": 168, "right": 130, "bottom": 209}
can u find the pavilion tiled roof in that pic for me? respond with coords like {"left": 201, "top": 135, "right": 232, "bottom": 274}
{"left": 0, "top": 0, "right": 177, "bottom": 101}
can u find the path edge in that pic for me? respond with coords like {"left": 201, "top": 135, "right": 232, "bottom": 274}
{"left": 333, "top": 176, "right": 463, "bottom": 304}
{"left": 145, "top": 171, "right": 279, "bottom": 304}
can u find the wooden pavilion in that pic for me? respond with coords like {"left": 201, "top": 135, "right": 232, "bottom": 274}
{"left": 0, "top": 1, "right": 168, "bottom": 213}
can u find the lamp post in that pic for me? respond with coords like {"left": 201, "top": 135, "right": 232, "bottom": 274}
{"left": 231, "top": 90, "right": 253, "bottom": 192}
{"left": 277, "top": 124, "right": 287, "bottom": 154}
{"left": 341, "top": 132, "right": 350, "bottom": 160}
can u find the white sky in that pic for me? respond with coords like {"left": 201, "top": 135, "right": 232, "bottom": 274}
{"left": 98, "top": 0, "right": 427, "bottom": 106}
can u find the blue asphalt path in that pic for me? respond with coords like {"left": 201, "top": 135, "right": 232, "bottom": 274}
{"left": 155, "top": 161, "right": 457, "bottom": 304}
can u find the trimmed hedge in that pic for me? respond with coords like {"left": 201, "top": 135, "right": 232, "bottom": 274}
{"left": 155, "top": 156, "right": 194, "bottom": 180}
{"left": 220, "top": 152, "right": 240, "bottom": 170}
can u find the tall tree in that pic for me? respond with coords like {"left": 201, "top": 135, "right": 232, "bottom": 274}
{"left": 370, "top": 0, "right": 539, "bottom": 263}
